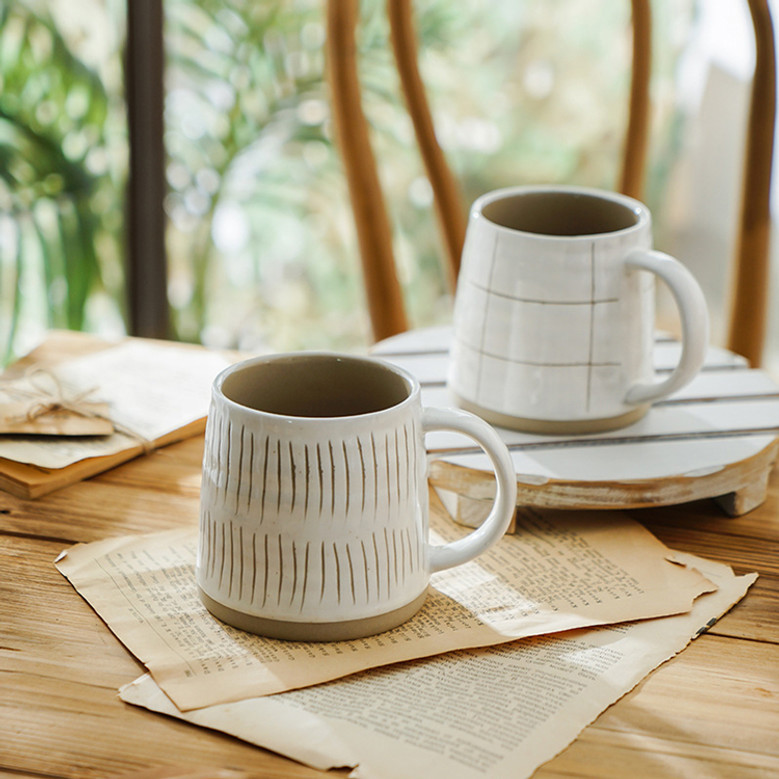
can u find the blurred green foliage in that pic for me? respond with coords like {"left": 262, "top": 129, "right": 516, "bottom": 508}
{"left": 0, "top": 0, "right": 695, "bottom": 363}
{"left": 0, "top": 0, "right": 126, "bottom": 363}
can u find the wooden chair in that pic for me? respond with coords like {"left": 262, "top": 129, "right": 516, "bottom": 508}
{"left": 325, "top": 0, "right": 775, "bottom": 367}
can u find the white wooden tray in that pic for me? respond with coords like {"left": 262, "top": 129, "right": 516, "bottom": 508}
{"left": 373, "top": 326, "right": 779, "bottom": 521}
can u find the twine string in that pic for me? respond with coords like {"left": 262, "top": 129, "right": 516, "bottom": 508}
{"left": 13, "top": 368, "right": 100, "bottom": 423}
{"left": 2, "top": 367, "right": 154, "bottom": 452}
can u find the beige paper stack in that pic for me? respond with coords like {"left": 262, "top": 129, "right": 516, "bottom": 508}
{"left": 56, "top": 492, "right": 756, "bottom": 779}
{"left": 0, "top": 332, "right": 231, "bottom": 497}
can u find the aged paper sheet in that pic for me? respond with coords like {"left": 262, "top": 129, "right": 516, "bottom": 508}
{"left": 0, "top": 340, "right": 229, "bottom": 468}
{"left": 57, "top": 502, "right": 715, "bottom": 710}
{"left": 120, "top": 555, "right": 756, "bottom": 779}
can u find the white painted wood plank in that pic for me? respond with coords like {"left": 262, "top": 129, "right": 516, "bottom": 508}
{"left": 418, "top": 368, "right": 779, "bottom": 431}
{"left": 435, "top": 434, "right": 778, "bottom": 483}
{"left": 422, "top": 396, "right": 779, "bottom": 452}
{"left": 405, "top": 363, "right": 777, "bottom": 402}
{"left": 655, "top": 342, "right": 748, "bottom": 370}
{"left": 373, "top": 324, "right": 451, "bottom": 355}
{"left": 377, "top": 326, "right": 779, "bottom": 495}
{"left": 373, "top": 326, "right": 749, "bottom": 370}
{"left": 656, "top": 369, "right": 779, "bottom": 402}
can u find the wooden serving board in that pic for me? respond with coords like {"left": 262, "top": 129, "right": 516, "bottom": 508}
{"left": 373, "top": 326, "right": 779, "bottom": 521}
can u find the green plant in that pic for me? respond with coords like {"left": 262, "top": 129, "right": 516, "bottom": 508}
{"left": 0, "top": 0, "right": 126, "bottom": 365}
{"left": 0, "top": 0, "right": 695, "bottom": 362}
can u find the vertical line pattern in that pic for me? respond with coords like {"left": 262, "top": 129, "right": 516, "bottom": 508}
{"left": 250, "top": 531, "right": 258, "bottom": 603}
{"left": 371, "top": 433, "right": 379, "bottom": 516}
{"left": 246, "top": 431, "right": 255, "bottom": 512}
{"left": 404, "top": 528, "right": 413, "bottom": 580}
{"left": 261, "top": 435, "right": 270, "bottom": 523}
{"left": 320, "top": 542, "right": 327, "bottom": 602}
{"left": 586, "top": 242, "right": 596, "bottom": 412}
{"left": 360, "top": 540, "right": 371, "bottom": 602}
{"left": 262, "top": 534, "right": 269, "bottom": 608}
{"left": 304, "top": 444, "right": 311, "bottom": 518}
{"left": 412, "top": 418, "right": 419, "bottom": 497}
{"left": 394, "top": 428, "right": 402, "bottom": 506}
{"left": 214, "top": 412, "right": 224, "bottom": 502}
{"left": 328, "top": 441, "right": 336, "bottom": 517}
{"left": 276, "top": 535, "right": 284, "bottom": 604}
{"left": 399, "top": 527, "right": 407, "bottom": 581}
{"left": 227, "top": 520, "right": 235, "bottom": 599}
{"left": 383, "top": 432, "right": 391, "bottom": 517}
{"left": 237, "top": 525, "right": 244, "bottom": 601}
{"left": 211, "top": 513, "right": 218, "bottom": 579}
{"left": 358, "top": 437, "right": 367, "bottom": 513}
{"left": 373, "top": 533, "right": 382, "bottom": 602}
{"left": 317, "top": 443, "right": 324, "bottom": 517}
{"left": 225, "top": 420, "right": 232, "bottom": 503}
{"left": 276, "top": 439, "right": 282, "bottom": 514}
{"left": 235, "top": 426, "right": 245, "bottom": 514}
{"left": 475, "top": 231, "right": 500, "bottom": 400}
{"left": 333, "top": 542, "right": 342, "bottom": 604}
{"left": 346, "top": 543, "right": 357, "bottom": 604}
{"left": 203, "top": 422, "right": 429, "bottom": 616}
{"left": 392, "top": 530, "right": 399, "bottom": 587}
{"left": 404, "top": 423, "right": 413, "bottom": 500}
{"left": 289, "top": 540, "right": 299, "bottom": 606}
{"left": 384, "top": 528, "right": 392, "bottom": 596}
{"left": 415, "top": 521, "right": 424, "bottom": 573}
{"left": 218, "top": 522, "right": 226, "bottom": 589}
{"left": 289, "top": 441, "right": 296, "bottom": 514}
{"left": 343, "top": 441, "right": 351, "bottom": 519}
{"left": 203, "top": 510, "right": 212, "bottom": 577}
{"left": 300, "top": 541, "right": 310, "bottom": 613}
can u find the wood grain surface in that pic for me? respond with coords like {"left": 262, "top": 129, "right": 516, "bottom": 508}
{"left": 1, "top": 428, "right": 777, "bottom": 778}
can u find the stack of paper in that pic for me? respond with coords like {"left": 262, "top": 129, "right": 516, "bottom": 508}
{"left": 56, "top": 493, "right": 756, "bottom": 779}
{"left": 0, "top": 332, "right": 231, "bottom": 497}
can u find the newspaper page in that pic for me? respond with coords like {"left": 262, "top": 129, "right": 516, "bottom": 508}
{"left": 0, "top": 340, "right": 230, "bottom": 468}
{"left": 56, "top": 501, "right": 715, "bottom": 710}
{"left": 121, "top": 554, "right": 756, "bottom": 779}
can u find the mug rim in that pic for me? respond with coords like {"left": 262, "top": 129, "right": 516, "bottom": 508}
{"left": 471, "top": 184, "right": 650, "bottom": 241}
{"left": 213, "top": 351, "right": 420, "bottom": 421}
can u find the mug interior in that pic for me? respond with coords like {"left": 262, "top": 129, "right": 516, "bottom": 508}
{"left": 221, "top": 354, "right": 411, "bottom": 418}
{"left": 481, "top": 191, "right": 640, "bottom": 236}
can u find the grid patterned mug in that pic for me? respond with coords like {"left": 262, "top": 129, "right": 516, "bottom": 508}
{"left": 197, "top": 352, "right": 517, "bottom": 641}
{"left": 449, "top": 185, "right": 710, "bottom": 433}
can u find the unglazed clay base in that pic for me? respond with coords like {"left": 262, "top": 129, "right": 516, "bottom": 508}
{"left": 455, "top": 395, "right": 650, "bottom": 435}
{"left": 199, "top": 587, "right": 429, "bottom": 641}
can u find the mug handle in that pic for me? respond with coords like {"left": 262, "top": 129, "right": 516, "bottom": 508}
{"left": 422, "top": 407, "right": 517, "bottom": 573}
{"left": 623, "top": 249, "right": 709, "bottom": 406}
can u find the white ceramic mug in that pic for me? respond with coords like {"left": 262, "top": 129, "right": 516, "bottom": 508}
{"left": 197, "top": 352, "right": 517, "bottom": 640}
{"left": 449, "top": 185, "right": 709, "bottom": 433}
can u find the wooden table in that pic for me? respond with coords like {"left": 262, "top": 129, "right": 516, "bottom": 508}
{"left": 2, "top": 429, "right": 777, "bottom": 777}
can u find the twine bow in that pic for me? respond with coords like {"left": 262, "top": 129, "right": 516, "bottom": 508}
{"left": 2, "top": 367, "right": 153, "bottom": 451}
{"left": 5, "top": 367, "right": 101, "bottom": 424}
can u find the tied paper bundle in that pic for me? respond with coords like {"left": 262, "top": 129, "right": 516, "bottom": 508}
{"left": 0, "top": 368, "right": 114, "bottom": 437}
{"left": 0, "top": 332, "right": 232, "bottom": 498}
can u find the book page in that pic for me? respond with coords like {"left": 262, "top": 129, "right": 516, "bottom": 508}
{"left": 0, "top": 341, "right": 230, "bottom": 468}
{"left": 56, "top": 498, "right": 715, "bottom": 711}
{"left": 120, "top": 555, "right": 756, "bottom": 779}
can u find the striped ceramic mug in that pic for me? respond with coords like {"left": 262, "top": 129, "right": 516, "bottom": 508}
{"left": 197, "top": 352, "right": 517, "bottom": 641}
